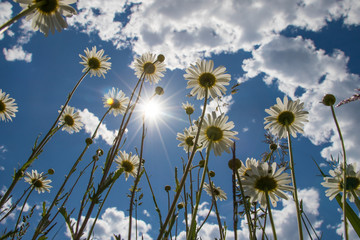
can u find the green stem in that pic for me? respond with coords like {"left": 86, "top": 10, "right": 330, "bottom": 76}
{"left": 188, "top": 142, "right": 212, "bottom": 240}
{"left": 12, "top": 188, "right": 34, "bottom": 239}
{"left": 265, "top": 191, "right": 277, "bottom": 240}
{"left": 286, "top": 127, "right": 304, "bottom": 240}
{"left": 351, "top": 190, "right": 360, "bottom": 212}
{"left": 235, "top": 171, "right": 254, "bottom": 240}
{"left": 196, "top": 202, "right": 214, "bottom": 234}
{"left": 128, "top": 114, "right": 146, "bottom": 240}
{"left": 206, "top": 171, "right": 224, "bottom": 239}
{"left": 330, "top": 105, "right": 348, "bottom": 240}
{"left": 157, "top": 90, "right": 209, "bottom": 240}
{"left": 0, "top": 1, "right": 46, "bottom": 34}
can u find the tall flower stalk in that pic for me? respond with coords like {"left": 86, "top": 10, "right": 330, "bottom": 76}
{"left": 322, "top": 94, "right": 348, "bottom": 239}
{"left": 264, "top": 96, "right": 308, "bottom": 240}
{"left": 0, "top": 46, "right": 111, "bottom": 211}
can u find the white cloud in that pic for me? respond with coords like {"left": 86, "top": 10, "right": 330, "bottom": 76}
{"left": 3, "top": 45, "right": 32, "bottom": 62}
{"left": 67, "top": 207, "right": 152, "bottom": 240}
{"left": 0, "top": 1, "right": 12, "bottom": 40}
{"left": 202, "top": 95, "right": 234, "bottom": 115}
{"left": 0, "top": 145, "right": 7, "bottom": 153}
{"left": 241, "top": 35, "right": 360, "bottom": 164}
{"left": 143, "top": 209, "right": 150, "bottom": 217}
{"left": 77, "top": 108, "right": 118, "bottom": 145}
{"left": 176, "top": 188, "right": 322, "bottom": 239}
{"left": 242, "top": 127, "right": 249, "bottom": 133}
{"left": 64, "top": 0, "right": 360, "bottom": 69}
{"left": 0, "top": 166, "right": 4, "bottom": 171}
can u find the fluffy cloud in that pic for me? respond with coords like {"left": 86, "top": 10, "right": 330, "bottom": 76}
{"left": 203, "top": 95, "right": 234, "bottom": 115}
{"left": 3, "top": 45, "right": 32, "bottom": 62}
{"left": 77, "top": 108, "right": 118, "bottom": 145}
{"left": 67, "top": 207, "right": 152, "bottom": 240}
{"left": 65, "top": 0, "right": 360, "bottom": 69}
{"left": 0, "top": 1, "right": 12, "bottom": 40}
{"left": 241, "top": 35, "right": 360, "bottom": 164}
{"left": 177, "top": 188, "right": 322, "bottom": 239}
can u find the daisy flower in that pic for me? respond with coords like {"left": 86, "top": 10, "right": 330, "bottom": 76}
{"left": 176, "top": 126, "right": 199, "bottom": 153}
{"left": 58, "top": 105, "right": 83, "bottom": 134}
{"left": 199, "top": 111, "right": 238, "bottom": 156}
{"left": 204, "top": 182, "right": 227, "bottom": 201}
{"left": 14, "top": 0, "right": 77, "bottom": 36}
{"left": 321, "top": 163, "right": 360, "bottom": 202}
{"left": 182, "top": 101, "right": 194, "bottom": 115}
{"left": 103, "top": 87, "right": 129, "bottom": 116}
{"left": 115, "top": 151, "right": 140, "bottom": 181}
{"left": 242, "top": 162, "right": 293, "bottom": 207}
{"left": 238, "top": 157, "right": 259, "bottom": 178}
{"left": 79, "top": 46, "right": 112, "bottom": 78}
{"left": 184, "top": 60, "right": 231, "bottom": 100}
{"left": 264, "top": 96, "right": 308, "bottom": 139}
{"left": 24, "top": 170, "right": 52, "bottom": 193}
{"left": 0, "top": 89, "right": 18, "bottom": 122}
{"left": 133, "top": 53, "right": 166, "bottom": 84}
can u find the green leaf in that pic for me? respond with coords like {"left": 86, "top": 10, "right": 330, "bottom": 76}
{"left": 335, "top": 194, "right": 360, "bottom": 238}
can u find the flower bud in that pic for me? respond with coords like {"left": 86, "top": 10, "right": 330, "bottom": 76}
{"left": 155, "top": 86, "right": 164, "bottom": 95}
{"left": 85, "top": 138, "right": 93, "bottom": 145}
{"left": 322, "top": 94, "right": 336, "bottom": 106}
{"left": 47, "top": 169, "right": 55, "bottom": 175}
{"left": 209, "top": 171, "right": 215, "bottom": 177}
{"left": 96, "top": 148, "right": 104, "bottom": 156}
{"left": 165, "top": 185, "right": 171, "bottom": 192}
{"left": 93, "top": 155, "right": 99, "bottom": 161}
{"left": 177, "top": 202, "right": 184, "bottom": 209}
{"left": 199, "top": 160, "right": 205, "bottom": 168}
{"left": 157, "top": 54, "right": 165, "bottom": 63}
{"left": 269, "top": 143, "right": 278, "bottom": 151}
{"left": 228, "top": 158, "right": 241, "bottom": 170}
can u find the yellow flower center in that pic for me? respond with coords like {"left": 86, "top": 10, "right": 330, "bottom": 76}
{"left": 64, "top": 115, "right": 74, "bottom": 126}
{"left": 255, "top": 176, "right": 278, "bottom": 192}
{"left": 206, "top": 126, "right": 223, "bottom": 141}
{"left": 277, "top": 111, "right": 295, "bottom": 126}
{"left": 185, "top": 136, "right": 194, "bottom": 146}
{"left": 35, "top": 0, "right": 58, "bottom": 14}
{"left": 185, "top": 107, "right": 194, "bottom": 115}
{"left": 341, "top": 177, "right": 360, "bottom": 191}
{"left": 0, "top": 101, "right": 5, "bottom": 112}
{"left": 144, "top": 62, "right": 155, "bottom": 74}
{"left": 199, "top": 73, "right": 216, "bottom": 88}
{"left": 213, "top": 188, "right": 220, "bottom": 196}
{"left": 122, "top": 160, "right": 134, "bottom": 172}
{"left": 32, "top": 179, "right": 43, "bottom": 188}
{"left": 88, "top": 57, "right": 101, "bottom": 70}
{"left": 109, "top": 99, "right": 121, "bottom": 109}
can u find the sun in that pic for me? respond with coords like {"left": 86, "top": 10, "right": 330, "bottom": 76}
{"left": 141, "top": 98, "right": 162, "bottom": 120}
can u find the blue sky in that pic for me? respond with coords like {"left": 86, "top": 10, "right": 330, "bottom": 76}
{"left": 1, "top": 0, "right": 360, "bottom": 239}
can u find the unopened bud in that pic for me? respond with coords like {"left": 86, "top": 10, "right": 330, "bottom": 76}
{"left": 47, "top": 169, "right": 55, "bottom": 175}
{"left": 85, "top": 138, "right": 93, "bottom": 145}
{"left": 269, "top": 143, "right": 278, "bottom": 151}
{"left": 228, "top": 158, "right": 241, "bottom": 170}
{"left": 165, "top": 185, "right": 171, "bottom": 192}
{"left": 322, "top": 94, "right": 336, "bottom": 106}
{"left": 155, "top": 86, "right": 164, "bottom": 95}
{"left": 157, "top": 54, "right": 165, "bottom": 63}
{"left": 209, "top": 171, "right": 215, "bottom": 177}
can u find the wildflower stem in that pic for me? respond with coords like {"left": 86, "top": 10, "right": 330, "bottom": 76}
{"left": 128, "top": 114, "right": 146, "bottom": 240}
{"left": 143, "top": 167, "right": 163, "bottom": 228}
{"left": 206, "top": 169, "right": 224, "bottom": 239}
{"left": 0, "top": 1, "right": 46, "bottom": 34}
{"left": 330, "top": 105, "right": 348, "bottom": 240}
{"left": 12, "top": 187, "right": 34, "bottom": 239}
{"left": 188, "top": 142, "right": 212, "bottom": 240}
{"left": 265, "top": 191, "right": 277, "bottom": 240}
{"left": 351, "top": 190, "right": 360, "bottom": 212}
{"left": 235, "top": 170, "right": 254, "bottom": 240}
{"left": 157, "top": 90, "right": 209, "bottom": 240}
{"left": 286, "top": 126, "right": 304, "bottom": 240}
{"left": 0, "top": 70, "right": 89, "bottom": 211}
{"left": 196, "top": 202, "right": 214, "bottom": 234}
